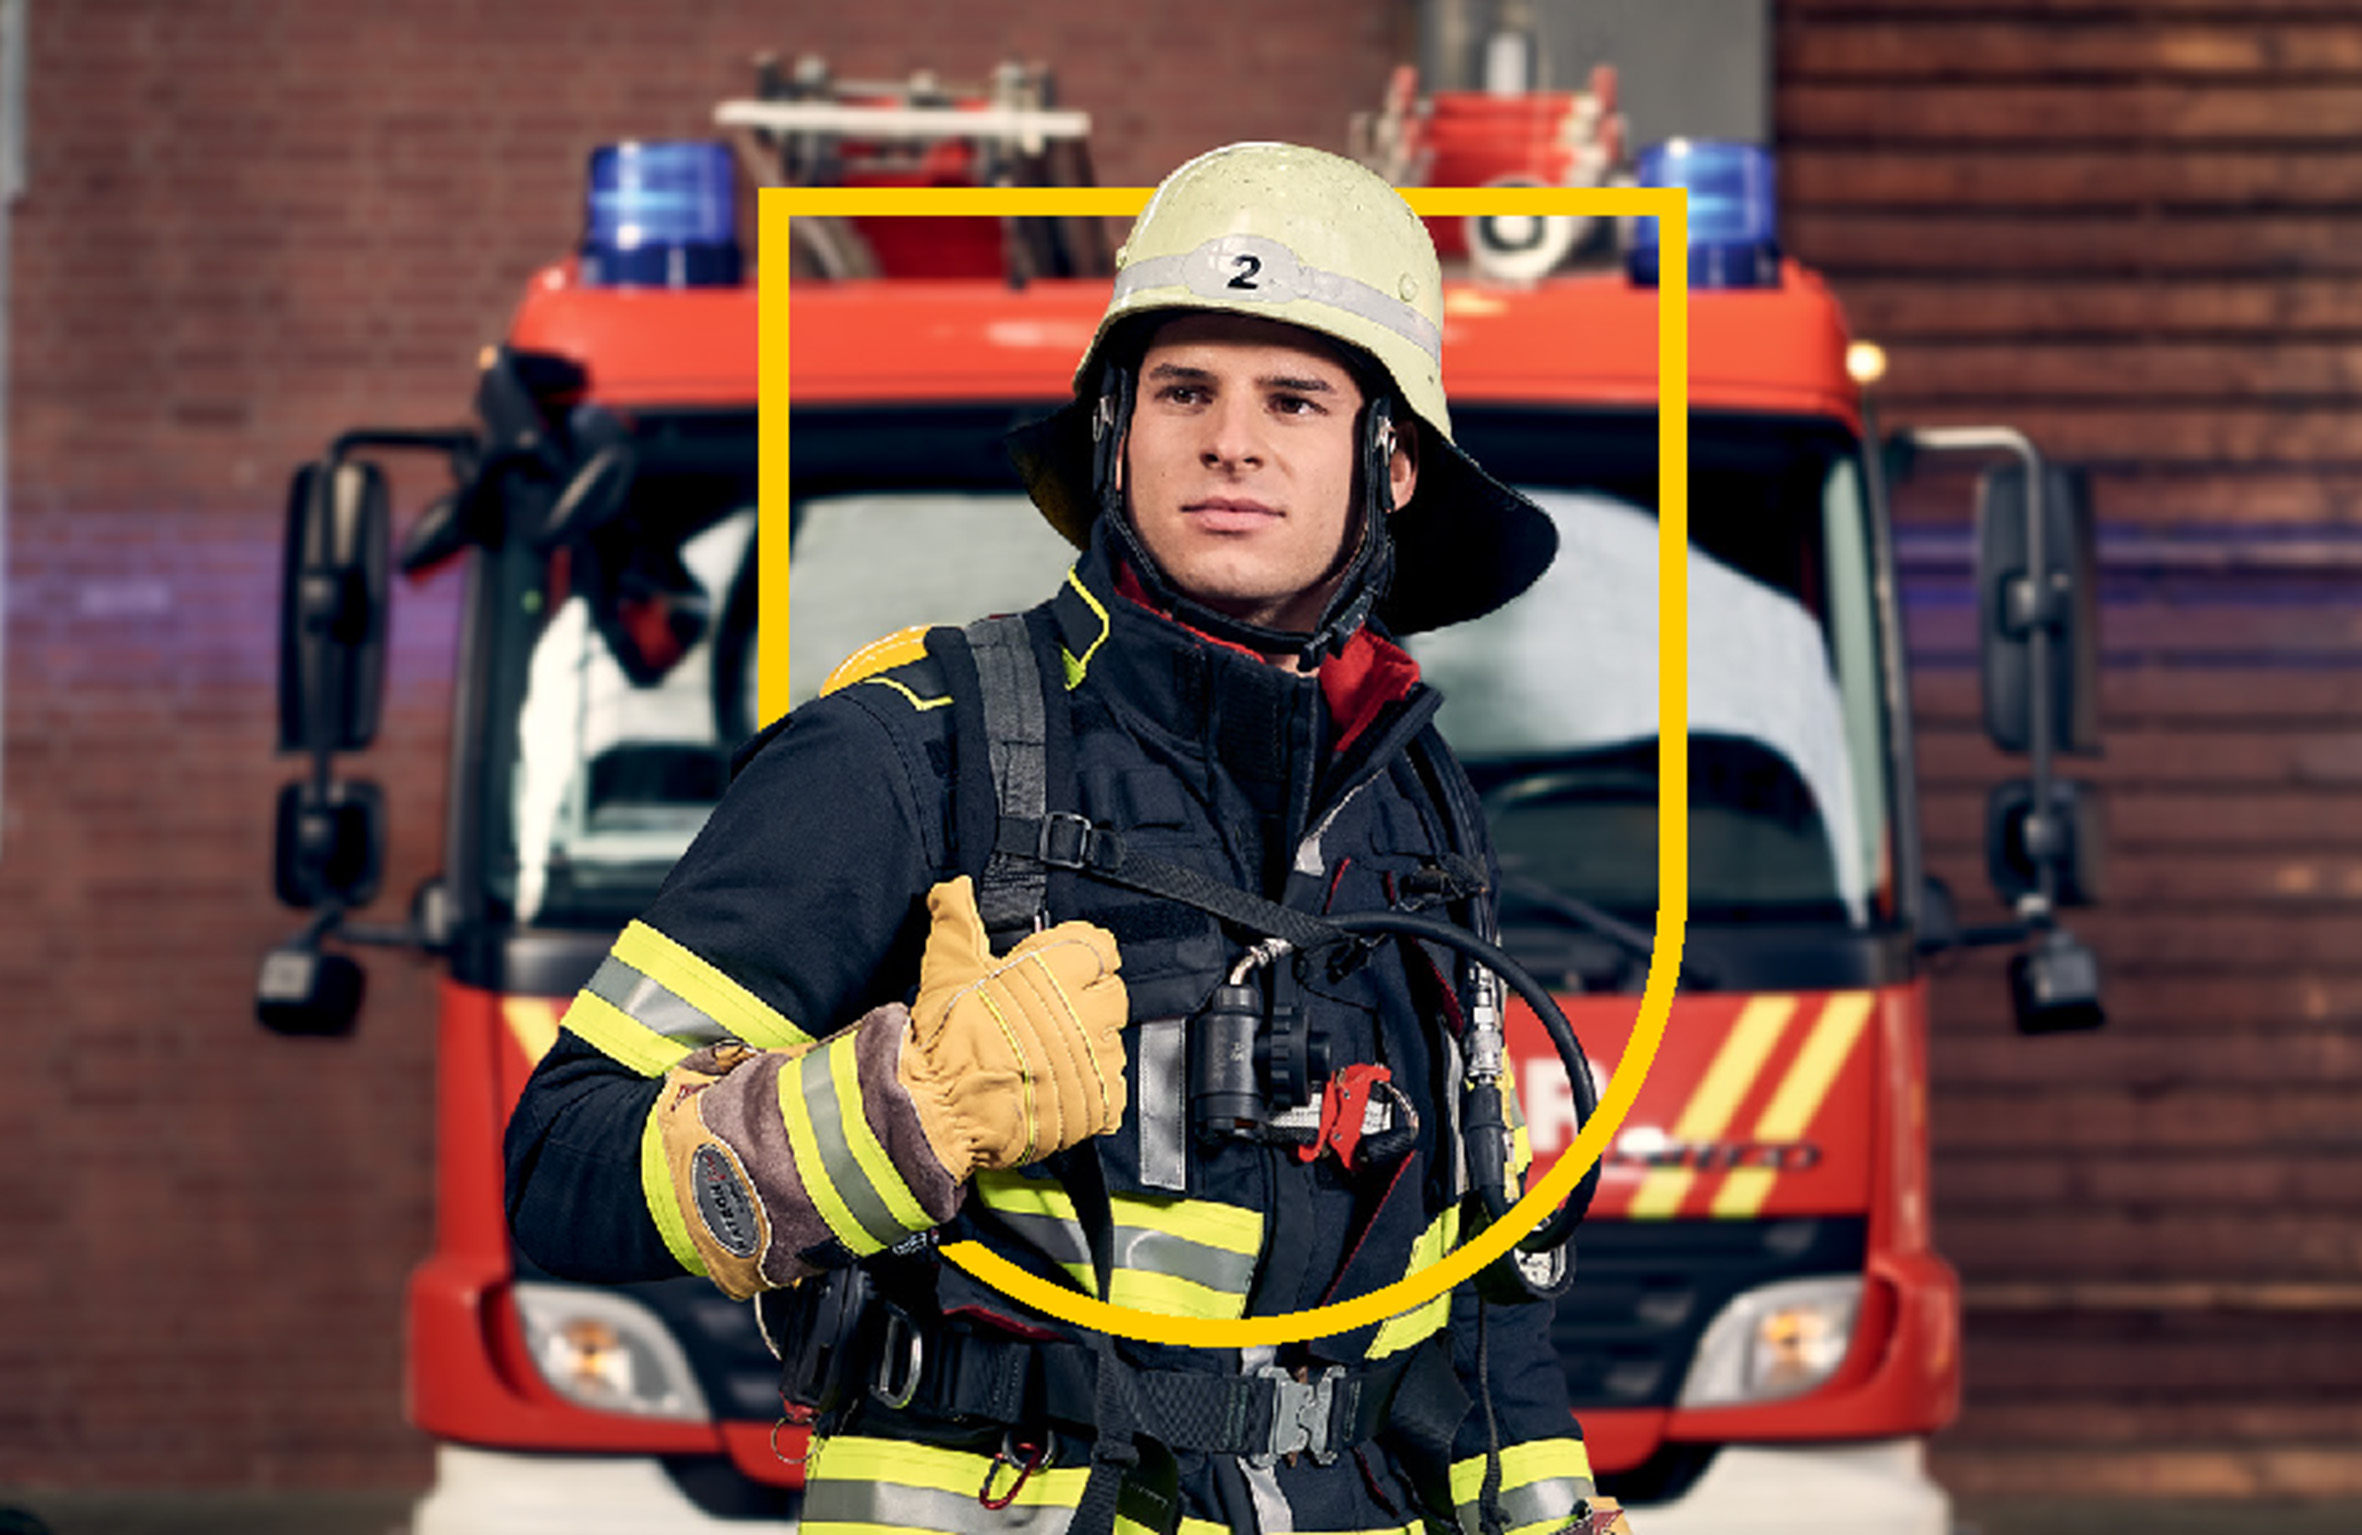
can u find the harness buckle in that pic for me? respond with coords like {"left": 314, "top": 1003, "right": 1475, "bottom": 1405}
{"left": 1253, "top": 1364, "right": 1345, "bottom": 1467}
{"left": 1035, "top": 812, "right": 1096, "bottom": 870}
{"left": 869, "top": 1307, "right": 923, "bottom": 1411}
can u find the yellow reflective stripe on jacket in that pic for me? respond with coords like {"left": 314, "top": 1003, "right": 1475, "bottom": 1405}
{"left": 821, "top": 625, "right": 931, "bottom": 697}
{"left": 564, "top": 923, "right": 813, "bottom": 1076}
{"left": 638, "top": 1097, "right": 708, "bottom": 1277}
{"left": 1369, "top": 1205, "right": 1462, "bottom": 1357}
{"left": 1104, "top": 1193, "right": 1261, "bottom": 1319}
{"left": 802, "top": 1435, "right": 1401, "bottom": 1535}
{"left": 1106, "top": 1268, "right": 1249, "bottom": 1320}
{"left": 561, "top": 990, "right": 693, "bottom": 1078}
{"left": 1059, "top": 566, "right": 1110, "bottom": 689}
{"left": 804, "top": 1434, "right": 1090, "bottom": 1533}
{"left": 1450, "top": 1436, "right": 1595, "bottom": 1535}
{"left": 972, "top": 1180, "right": 1265, "bottom": 1316}
{"left": 613, "top": 921, "right": 814, "bottom": 1051}
{"left": 973, "top": 1170, "right": 1095, "bottom": 1290}
{"left": 862, "top": 675, "right": 954, "bottom": 711}
{"left": 776, "top": 1031, "right": 934, "bottom": 1257}
{"left": 1109, "top": 1192, "right": 1261, "bottom": 1255}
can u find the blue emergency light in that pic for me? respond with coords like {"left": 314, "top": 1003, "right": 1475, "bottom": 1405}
{"left": 581, "top": 141, "right": 742, "bottom": 288}
{"left": 1626, "top": 140, "right": 1779, "bottom": 290}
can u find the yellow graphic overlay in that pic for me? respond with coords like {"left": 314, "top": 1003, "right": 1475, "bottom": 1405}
{"left": 759, "top": 183, "right": 1689, "bottom": 1347}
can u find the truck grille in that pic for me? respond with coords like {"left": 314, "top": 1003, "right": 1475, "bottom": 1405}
{"left": 1551, "top": 1216, "right": 1867, "bottom": 1408}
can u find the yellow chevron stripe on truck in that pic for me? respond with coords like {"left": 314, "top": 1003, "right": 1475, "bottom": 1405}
{"left": 502, "top": 996, "right": 562, "bottom": 1067}
{"left": 1626, "top": 994, "right": 1797, "bottom": 1219}
{"left": 1711, "top": 991, "right": 1875, "bottom": 1219}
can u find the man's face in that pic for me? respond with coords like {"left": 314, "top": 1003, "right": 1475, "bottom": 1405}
{"left": 1123, "top": 312, "right": 1416, "bottom": 637}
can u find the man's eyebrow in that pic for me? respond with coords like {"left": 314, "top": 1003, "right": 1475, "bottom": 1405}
{"left": 1142, "top": 361, "right": 1340, "bottom": 393}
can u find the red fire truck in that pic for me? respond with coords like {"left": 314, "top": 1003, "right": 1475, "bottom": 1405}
{"left": 261, "top": 63, "right": 2105, "bottom": 1535}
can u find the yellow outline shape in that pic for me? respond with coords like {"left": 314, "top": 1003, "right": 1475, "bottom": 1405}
{"left": 759, "top": 183, "right": 1689, "bottom": 1347}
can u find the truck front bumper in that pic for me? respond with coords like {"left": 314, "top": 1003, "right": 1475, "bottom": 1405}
{"left": 412, "top": 1437, "right": 1947, "bottom": 1535}
{"left": 411, "top": 1445, "right": 795, "bottom": 1535}
{"left": 1626, "top": 1438, "right": 1948, "bottom": 1535}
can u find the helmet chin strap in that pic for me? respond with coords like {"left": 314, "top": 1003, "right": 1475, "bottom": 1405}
{"left": 1091, "top": 365, "right": 1398, "bottom": 669}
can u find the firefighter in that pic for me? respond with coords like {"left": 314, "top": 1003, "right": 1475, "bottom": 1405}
{"left": 505, "top": 141, "right": 1628, "bottom": 1535}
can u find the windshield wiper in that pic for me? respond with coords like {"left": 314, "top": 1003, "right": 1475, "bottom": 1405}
{"left": 1496, "top": 871, "right": 1718, "bottom": 990}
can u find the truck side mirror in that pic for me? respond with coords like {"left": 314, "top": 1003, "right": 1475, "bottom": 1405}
{"left": 1976, "top": 462, "right": 2101, "bottom": 757}
{"left": 1986, "top": 778, "right": 2106, "bottom": 909}
{"left": 273, "top": 779, "right": 387, "bottom": 909}
{"left": 1904, "top": 426, "right": 2108, "bottom": 1031}
{"left": 1915, "top": 874, "right": 1961, "bottom": 955}
{"left": 2010, "top": 929, "right": 2105, "bottom": 1034}
{"left": 277, "top": 458, "right": 391, "bottom": 754}
{"left": 255, "top": 943, "right": 367, "bottom": 1037}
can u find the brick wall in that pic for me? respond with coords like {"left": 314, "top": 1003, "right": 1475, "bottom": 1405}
{"left": 1783, "top": 0, "right": 2362, "bottom": 1499}
{"left": 0, "top": 0, "right": 1415, "bottom": 1490}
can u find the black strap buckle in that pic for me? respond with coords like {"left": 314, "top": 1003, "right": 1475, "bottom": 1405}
{"left": 1251, "top": 1364, "right": 1345, "bottom": 1467}
{"left": 1035, "top": 811, "right": 1104, "bottom": 871}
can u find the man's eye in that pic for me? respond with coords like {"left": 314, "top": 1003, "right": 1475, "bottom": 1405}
{"left": 1272, "top": 395, "right": 1319, "bottom": 416}
{"left": 1159, "top": 385, "right": 1206, "bottom": 405}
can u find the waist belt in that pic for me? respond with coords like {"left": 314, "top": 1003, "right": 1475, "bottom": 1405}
{"left": 877, "top": 1312, "right": 1409, "bottom": 1468}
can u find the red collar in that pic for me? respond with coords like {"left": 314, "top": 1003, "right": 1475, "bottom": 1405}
{"left": 1111, "top": 563, "right": 1421, "bottom": 753}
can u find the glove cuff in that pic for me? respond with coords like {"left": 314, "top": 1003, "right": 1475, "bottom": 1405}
{"left": 656, "top": 1005, "right": 965, "bottom": 1297}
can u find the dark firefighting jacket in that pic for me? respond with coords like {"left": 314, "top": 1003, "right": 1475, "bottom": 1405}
{"left": 505, "top": 518, "right": 1594, "bottom": 1535}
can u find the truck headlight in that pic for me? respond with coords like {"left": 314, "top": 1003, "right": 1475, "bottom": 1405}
{"left": 511, "top": 1281, "right": 712, "bottom": 1421}
{"left": 1677, "top": 1276, "right": 1862, "bottom": 1408}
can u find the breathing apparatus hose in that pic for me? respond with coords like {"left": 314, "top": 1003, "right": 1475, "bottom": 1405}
{"left": 1313, "top": 910, "right": 1602, "bottom": 1255}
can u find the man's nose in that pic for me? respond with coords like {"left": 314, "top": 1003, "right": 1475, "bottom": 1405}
{"left": 1199, "top": 397, "right": 1265, "bottom": 470}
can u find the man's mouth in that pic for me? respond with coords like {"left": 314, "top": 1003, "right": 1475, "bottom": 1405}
{"left": 1184, "top": 497, "right": 1281, "bottom": 533}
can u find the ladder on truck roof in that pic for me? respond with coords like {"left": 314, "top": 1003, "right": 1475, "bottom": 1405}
{"left": 714, "top": 53, "right": 1111, "bottom": 284}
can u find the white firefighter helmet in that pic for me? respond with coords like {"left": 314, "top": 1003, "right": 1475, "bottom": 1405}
{"left": 1008, "top": 141, "right": 1557, "bottom": 639}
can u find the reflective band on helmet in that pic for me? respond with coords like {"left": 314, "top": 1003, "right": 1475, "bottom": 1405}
{"left": 639, "top": 1096, "right": 709, "bottom": 1276}
{"left": 613, "top": 921, "right": 816, "bottom": 1051}
{"left": 1451, "top": 1436, "right": 1595, "bottom": 1535}
{"left": 1117, "top": 233, "right": 1442, "bottom": 364}
{"left": 804, "top": 1434, "right": 1090, "bottom": 1532}
{"left": 777, "top": 1032, "right": 934, "bottom": 1257}
{"left": 1368, "top": 1205, "right": 1462, "bottom": 1357}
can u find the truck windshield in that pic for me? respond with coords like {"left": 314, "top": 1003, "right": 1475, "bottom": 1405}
{"left": 1417, "top": 408, "right": 1894, "bottom": 933}
{"left": 477, "top": 406, "right": 1893, "bottom": 942}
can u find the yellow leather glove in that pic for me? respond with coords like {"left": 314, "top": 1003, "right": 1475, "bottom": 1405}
{"left": 897, "top": 875, "right": 1130, "bottom": 1178}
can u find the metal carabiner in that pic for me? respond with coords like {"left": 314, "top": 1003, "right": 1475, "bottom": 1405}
{"left": 768, "top": 1404, "right": 814, "bottom": 1469}
{"left": 977, "top": 1431, "right": 1052, "bottom": 1510}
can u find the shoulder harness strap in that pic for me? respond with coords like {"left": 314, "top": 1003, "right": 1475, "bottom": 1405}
{"left": 940, "top": 609, "right": 1353, "bottom": 954}
{"left": 968, "top": 613, "right": 1055, "bottom": 943}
